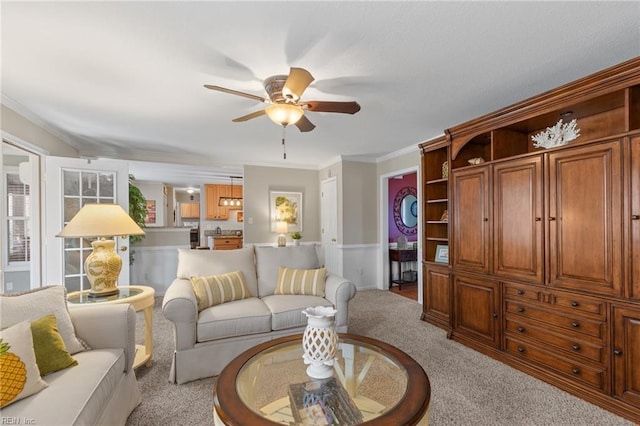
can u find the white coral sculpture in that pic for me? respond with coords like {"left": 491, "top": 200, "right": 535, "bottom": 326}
{"left": 531, "top": 119, "right": 580, "bottom": 149}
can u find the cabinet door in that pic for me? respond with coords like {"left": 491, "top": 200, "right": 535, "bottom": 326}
{"left": 548, "top": 140, "right": 623, "bottom": 296}
{"left": 612, "top": 306, "right": 640, "bottom": 408}
{"left": 453, "top": 274, "right": 500, "bottom": 348}
{"left": 493, "top": 156, "right": 544, "bottom": 284}
{"left": 422, "top": 264, "right": 451, "bottom": 329}
{"left": 205, "top": 184, "right": 228, "bottom": 220}
{"left": 631, "top": 136, "right": 640, "bottom": 299}
{"left": 452, "top": 166, "right": 491, "bottom": 274}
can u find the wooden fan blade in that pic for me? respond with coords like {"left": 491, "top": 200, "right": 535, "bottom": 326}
{"left": 204, "top": 85, "right": 267, "bottom": 103}
{"left": 303, "top": 101, "right": 361, "bottom": 114}
{"left": 232, "top": 109, "right": 266, "bottom": 122}
{"left": 295, "top": 114, "right": 316, "bottom": 132}
{"left": 282, "top": 67, "right": 314, "bottom": 101}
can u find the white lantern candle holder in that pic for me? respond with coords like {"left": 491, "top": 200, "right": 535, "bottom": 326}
{"left": 302, "top": 306, "right": 338, "bottom": 379}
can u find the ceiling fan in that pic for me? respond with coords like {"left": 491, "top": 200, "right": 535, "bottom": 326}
{"left": 204, "top": 67, "right": 361, "bottom": 132}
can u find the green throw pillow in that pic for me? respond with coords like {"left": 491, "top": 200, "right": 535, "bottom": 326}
{"left": 190, "top": 270, "right": 251, "bottom": 311}
{"left": 30, "top": 314, "right": 78, "bottom": 376}
{"left": 275, "top": 267, "right": 327, "bottom": 297}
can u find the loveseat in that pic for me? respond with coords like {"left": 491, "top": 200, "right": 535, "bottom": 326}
{"left": 162, "top": 245, "right": 357, "bottom": 384}
{"left": 0, "top": 286, "right": 141, "bottom": 425}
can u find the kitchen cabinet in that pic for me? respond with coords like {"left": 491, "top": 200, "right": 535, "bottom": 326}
{"left": 213, "top": 237, "right": 242, "bottom": 250}
{"left": 205, "top": 184, "right": 228, "bottom": 220}
{"left": 205, "top": 184, "right": 244, "bottom": 219}
{"left": 180, "top": 202, "right": 200, "bottom": 219}
{"left": 631, "top": 136, "right": 640, "bottom": 299}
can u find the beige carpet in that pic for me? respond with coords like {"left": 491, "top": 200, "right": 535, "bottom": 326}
{"left": 126, "top": 290, "right": 633, "bottom": 425}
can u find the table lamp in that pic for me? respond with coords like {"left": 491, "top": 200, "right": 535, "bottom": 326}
{"left": 57, "top": 203, "right": 145, "bottom": 297}
{"left": 276, "top": 221, "right": 288, "bottom": 247}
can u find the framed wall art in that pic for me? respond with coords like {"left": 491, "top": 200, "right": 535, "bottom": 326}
{"left": 270, "top": 191, "right": 302, "bottom": 232}
{"left": 434, "top": 244, "right": 449, "bottom": 263}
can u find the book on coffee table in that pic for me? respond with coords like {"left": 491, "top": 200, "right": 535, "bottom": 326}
{"left": 288, "top": 377, "right": 363, "bottom": 425}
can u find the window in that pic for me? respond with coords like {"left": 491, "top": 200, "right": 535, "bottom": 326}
{"left": 5, "top": 171, "right": 30, "bottom": 266}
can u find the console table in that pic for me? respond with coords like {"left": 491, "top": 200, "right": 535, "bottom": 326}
{"left": 389, "top": 248, "right": 418, "bottom": 290}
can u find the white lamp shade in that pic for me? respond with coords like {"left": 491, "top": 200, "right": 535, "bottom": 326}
{"left": 57, "top": 203, "right": 145, "bottom": 238}
{"left": 265, "top": 104, "right": 304, "bottom": 126}
{"left": 276, "top": 221, "right": 288, "bottom": 234}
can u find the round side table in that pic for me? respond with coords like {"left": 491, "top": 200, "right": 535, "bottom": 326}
{"left": 67, "top": 285, "right": 155, "bottom": 369}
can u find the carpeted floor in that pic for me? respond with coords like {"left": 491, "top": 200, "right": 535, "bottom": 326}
{"left": 126, "top": 290, "right": 633, "bottom": 425}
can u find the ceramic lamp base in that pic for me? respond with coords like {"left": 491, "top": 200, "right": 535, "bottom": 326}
{"left": 85, "top": 239, "right": 122, "bottom": 296}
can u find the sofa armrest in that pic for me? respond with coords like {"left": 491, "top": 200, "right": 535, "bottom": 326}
{"left": 162, "top": 278, "right": 198, "bottom": 350}
{"left": 70, "top": 304, "right": 136, "bottom": 373}
{"left": 325, "top": 274, "right": 357, "bottom": 332}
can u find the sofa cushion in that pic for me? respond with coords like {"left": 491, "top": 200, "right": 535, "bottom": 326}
{"left": 176, "top": 247, "right": 259, "bottom": 296}
{"left": 30, "top": 314, "right": 78, "bottom": 376}
{"left": 261, "top": 295, "right": 333, "bottom": 331}
{"left": 0, "top": 321, "right": 48, "bottom": 408}
{"left": 196, "top": 297, "right": 272, "bottom": 342}
{"left": 0, "top": 348, "right": 126, "bottom": 425}
{"left": 0, "top": 286, "right": 88, "bottom": 354}
{"left": 275, "top": 267, "right": 326, "bottom": 297}
{"left": 191, "top": 271, "right": 251, "bottom": 311}
{"left": 255, "top": 245, "right": 321, "bottom": 297}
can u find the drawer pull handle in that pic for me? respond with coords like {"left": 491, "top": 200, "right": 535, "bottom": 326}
{"left": 517, "top": 327, "right": 525, "bottom": 333}
{"left": 535, "top": 217, "right": 542, "bottom": 222}
{"left": 492, "top": 313, "right": 498, "bottom": 318}
{"left": 632, "top": 215, "right": 640, "bottom": 220}
{"left": 572, "top": 368, "right": 580, "bottom": 375}
{"left": 571, "top": 301, "right": 579, "bottom": 307}
{"left": 517, "top": 307, "right": 525, "bottom": 313}
{"left": 517, "top": 347, "right": 525, "bottom": 353}
{"left": 483, "top": 218, "right": 489, "bottom": 222}
{"left": 571, "top": 321, "right": 580, "bottom": 328}
{"left": 517, "top": 290, "right": 524, "bottom": 296}
{"left": 572, "top": 344, "right": 581, "bottom": 351}
{"left": 549, "top": 217, "right": 556, "bottom": 221}
{"left": 614, "top": 349, "right": 623, "bottom": 356}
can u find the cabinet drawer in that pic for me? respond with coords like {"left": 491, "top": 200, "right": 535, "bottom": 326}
{"left": 505, "top": 337, "right": 607, "bottom": 391}
{"left": 505, "top": 301, "right": 605, "bottom": 340}
{"left": 214, "top": 239, "right": 242, "bottom": 250}
{"left": 505, "top": 317, "right": 606, "bottom": 364}
{"left": 551, "top": 291, "right": 607, "bottom": 319}
{"left": 504, "top": 283, "right": 540, "bottom": 302}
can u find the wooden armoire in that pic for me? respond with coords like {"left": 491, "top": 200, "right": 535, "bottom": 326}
{"left": 420, "top": 57, "right": 640, "bottom": 422}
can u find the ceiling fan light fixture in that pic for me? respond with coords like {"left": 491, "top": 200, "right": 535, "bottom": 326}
{"left": 265, "top": 104, "right": 304, "bottom": 126}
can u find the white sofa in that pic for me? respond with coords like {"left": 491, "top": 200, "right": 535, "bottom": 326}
{"left": 0, "top": 303, "right": 141, "bottom": 425}
{"left": 162, "top": 245, "right": 357, "bottom": 384}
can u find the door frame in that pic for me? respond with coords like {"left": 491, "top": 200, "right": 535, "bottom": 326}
{"left": 379, "top": 166, "right": 421, "bottom": 302}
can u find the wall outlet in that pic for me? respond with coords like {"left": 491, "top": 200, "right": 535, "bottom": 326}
{"left": 6, "top": 282, "right": 13, "bottom": 291}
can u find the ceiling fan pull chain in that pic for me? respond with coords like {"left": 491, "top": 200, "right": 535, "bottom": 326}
{"left": 282, "top": 125, "right": 287, "bottom": 160}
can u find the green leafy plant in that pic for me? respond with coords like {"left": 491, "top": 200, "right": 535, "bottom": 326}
{"left": 290, "top": 231, "right": 302, "bottom": 240}
{"left": 128, "top": 175, "right": 147, "bottom": 264}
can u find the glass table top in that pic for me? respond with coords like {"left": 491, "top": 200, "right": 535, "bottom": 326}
{"left": 67, "top": 287, "right": 143, "bottom": 304}
{"left": 235, "top": 336, "right": 409, "bottom": 424}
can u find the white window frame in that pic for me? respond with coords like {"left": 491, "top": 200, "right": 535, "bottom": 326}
{"left": 2, "top": 166, "right": 31, "bottom": 271}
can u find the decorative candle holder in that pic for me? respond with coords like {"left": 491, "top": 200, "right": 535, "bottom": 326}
{"left": 302, "top": 306, "right": 338, "bottom": 379}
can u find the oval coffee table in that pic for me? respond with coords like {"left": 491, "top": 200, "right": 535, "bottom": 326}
{"left": 213, "top": 333, "right": 431, "bottom": 425}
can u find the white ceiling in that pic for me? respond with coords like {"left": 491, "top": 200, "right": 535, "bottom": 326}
{"left": 2, "top": 1, "right": 639, "bottom": 183}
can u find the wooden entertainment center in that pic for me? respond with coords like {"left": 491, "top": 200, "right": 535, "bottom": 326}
{"left": 420, "top": 57, "right": 640, "bottom": 422}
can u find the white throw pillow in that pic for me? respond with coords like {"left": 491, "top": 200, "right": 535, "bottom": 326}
{"left": 0, "top": 286, "right": 88, "bottom": 355}
{"left": 0, "top": 321, "right": 48, "bottom": 408}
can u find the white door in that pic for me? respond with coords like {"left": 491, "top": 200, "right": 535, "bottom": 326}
{"left": 321, "top": 177, "right": 339, "bottom": 275}
{"left": 44, "top": 156, "right": 130, "bottom": 292}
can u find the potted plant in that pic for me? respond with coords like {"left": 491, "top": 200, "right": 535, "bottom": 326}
{"left": 290, "top": 231, "right": 302, "bottom": 246}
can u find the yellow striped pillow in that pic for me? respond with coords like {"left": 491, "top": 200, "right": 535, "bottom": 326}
{"left": 190, "top": 271, "right": 251, "bottom": 311}
{"left": 274, "top": 267, "right": 327, "bottom": 297}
